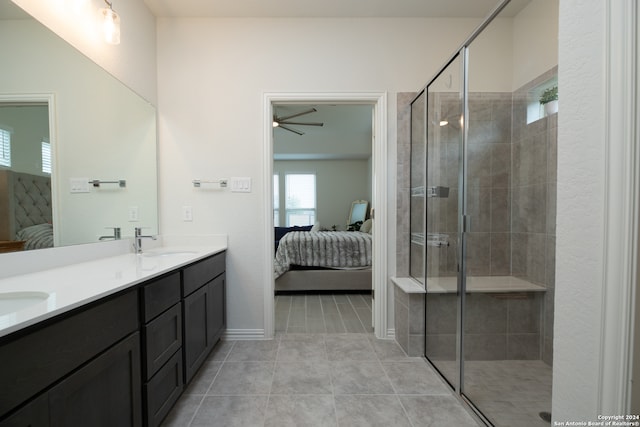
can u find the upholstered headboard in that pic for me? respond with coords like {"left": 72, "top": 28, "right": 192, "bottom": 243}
{"left": 0, "top": 170, "right": 52, "bottom": 241}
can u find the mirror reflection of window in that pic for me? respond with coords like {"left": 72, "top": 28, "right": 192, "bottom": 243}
{"left": 0, "top": 128, "right": 11, "bottom": 167}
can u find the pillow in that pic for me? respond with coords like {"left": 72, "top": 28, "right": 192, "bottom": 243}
{"left": 360, "top": 218, "right": 373, "bottom": 233}
{"left": 311, "top": 221, "right": 321, "bottom": 232}
{"left": 16, "top": 223, "right": 54, "bottom": 250}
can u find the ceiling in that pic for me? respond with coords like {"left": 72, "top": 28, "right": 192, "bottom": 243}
{"left": 273, "top": 104, "right": 373, "bottom": 161}
{"left": 143, "top": 0, "right": 532, "bottom": 18}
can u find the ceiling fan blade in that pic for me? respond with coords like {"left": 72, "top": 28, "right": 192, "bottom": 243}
{"left": 280, "top": 121, "right": 324, "bottom": 127}
{"left": 277, "top": 124, "right": 305, "bottom": 135}
{"left": 276, "top": 108, "right": 317, "bottom": 122}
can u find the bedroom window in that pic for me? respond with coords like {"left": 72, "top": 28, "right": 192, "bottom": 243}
{"left": 41, "top": 140, "right": 51, "bottom": 174}
{"left": 273, "top": 174, "right": 280, "bottom": 226}
{"left": 285, "top": 173, "right": 316, "bottom": 226}
{"left": 0, "top": 128, "right": 11, "bottom": 167}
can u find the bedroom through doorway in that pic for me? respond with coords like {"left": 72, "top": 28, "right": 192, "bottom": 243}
{"left": 271, "top": 103, "right": 375, "bottom": 334}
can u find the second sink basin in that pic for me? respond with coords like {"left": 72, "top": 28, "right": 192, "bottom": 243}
{"left": 0, "top": 291, "right": 50, "bottom": 316}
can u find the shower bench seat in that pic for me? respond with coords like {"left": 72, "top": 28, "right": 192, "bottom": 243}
{"left": 391, "top": 275, "right": 546, "bottom": 294}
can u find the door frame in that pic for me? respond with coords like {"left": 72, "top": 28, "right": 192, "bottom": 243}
{"left": 262, "top": 92, "right": 388, "bottom": 338}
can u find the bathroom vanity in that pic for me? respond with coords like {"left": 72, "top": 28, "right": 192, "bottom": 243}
{"left": 0, "top": 243, "right": 226, "bottom": 427}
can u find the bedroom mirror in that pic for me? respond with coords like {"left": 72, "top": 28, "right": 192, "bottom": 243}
{"left": 0, "top": 0, "right": 158, "bottom": 251}
{"left": 348, "top": 200, "right": 369, "bottom": 226}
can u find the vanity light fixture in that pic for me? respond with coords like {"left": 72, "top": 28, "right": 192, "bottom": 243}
{"left": 100, "top": 0, "right": 120, "bottom": 45}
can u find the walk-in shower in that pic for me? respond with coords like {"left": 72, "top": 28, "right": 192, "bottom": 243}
{"left": 406, "top": 0, "right": 558, "bottom": 425}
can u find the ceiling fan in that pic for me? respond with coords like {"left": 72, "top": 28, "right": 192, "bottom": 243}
{"left": 273, "top": 107, "right": 324, "bottom": 135}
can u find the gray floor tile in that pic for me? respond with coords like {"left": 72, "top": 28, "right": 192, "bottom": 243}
{"left": 207, "top": 340, "right": 235, "bottom": 362}
{"left": 367, "top": 336, "right": 410, "bottom": 361}
{"left": 160, "top": 394, "right": 202, "bottom": 427}
{"left": 325, "top": 334, "right": 377, "bottom": 361}
{"left": 191, "top": 395, "right": 268, "bottom": 427}
{"left": 208, "top": 362, "right": 274, "bottom": 395}
{"left": 271, "top": 361, "right": 333, "bottom": 395}
{"left": 399, "top": 395, "right": 479, "bottom": 427}
{"left": 382, "top": 361, "right": 450, "bottom": 395}
{"left": 331, "top": 361, "right": 394, "bottom": 394}
{"left": 277, "top": 334, "right": 327, "bottom": 361}
{"left": 227, "top": 340, "right": 278, "bottom": 361}
{"left": 184, "top": 361, "right": 222, "bottom": 395}
{"left": 334, "top": 395, "right": 412, "bottom": 427}
{"left": 265, "top": 395, "right": 336, "bottom": 427}
{"left": 336, "top": 303, "right": 366, "bottom": 333}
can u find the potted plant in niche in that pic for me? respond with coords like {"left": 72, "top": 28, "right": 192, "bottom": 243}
{"left": 540, "top": 85, "right": 558, "bottom": 116}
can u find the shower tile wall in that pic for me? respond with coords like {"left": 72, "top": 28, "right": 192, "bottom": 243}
{"left": 395, "top": 68, "right": 558, "bottom": 365}
{"left": 511, "top": 67, "right": 558, "bottom": 366}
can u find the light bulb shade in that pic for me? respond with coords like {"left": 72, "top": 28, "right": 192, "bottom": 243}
{"left": 101, "top": 7, "right": 120, "bottom": 45}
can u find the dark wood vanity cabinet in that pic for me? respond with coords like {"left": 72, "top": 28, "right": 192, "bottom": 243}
{"left": 0, "top": 291, "right": 141, "bottom": 427}
{"left": 0, "top": 250, "right": 226, "bottom": 427}
{"left": 182, "top": 253, "right": 226, "bottom": 384}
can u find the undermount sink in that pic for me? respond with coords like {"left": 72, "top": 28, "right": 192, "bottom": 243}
{"left": 0, "top": 291, "right": 49, "bottom": 316}
{"left": 142, "top": 250, "right": 198, "bottom": 258}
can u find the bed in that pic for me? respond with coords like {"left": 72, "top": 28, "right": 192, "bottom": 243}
{"left": 274, "top": 227, "right": 372, "bottom": 292}
{"left": 0, "top": 170, "right": 53, "bottom": 251}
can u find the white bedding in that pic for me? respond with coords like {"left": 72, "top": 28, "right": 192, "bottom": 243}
{"left": 274, "top": 231, "right": 372, "bottom": 279}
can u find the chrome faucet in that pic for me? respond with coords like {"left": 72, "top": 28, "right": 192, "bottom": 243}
{"left": 134, "top": 227, "right": 156, "bottom": 253}
{"left": 99, "top": 227, "right": 121, "bottom": 241}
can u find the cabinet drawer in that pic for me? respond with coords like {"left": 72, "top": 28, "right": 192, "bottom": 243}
{"left": 0, "top": 291, "right": 138, "bottom": 417}
{"left": 141, "top": 272, "right": 181, "bottom": 322}
{"left": 143, "top": 303, "right": 182, "bottom": 381}
{"left": 182, "top": 252, "right": 225, "bottom": 296}
{"left": 144, "top": 351, "right": 183, "bottom": 427}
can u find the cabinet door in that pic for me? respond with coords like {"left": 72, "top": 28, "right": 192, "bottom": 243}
{"left": 182, "top": 285, "right": 209, "bottom": 384}
{"left": 0, "top": 393, "right": 49, "bottom": 427}
{"left": 48, "top": 333, "right": 142, "bottom": 427}
{"left": 207, "top": 273, "right": 226, "bottom": 347}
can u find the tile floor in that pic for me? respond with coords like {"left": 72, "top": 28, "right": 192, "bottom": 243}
{"left": 161, "top": 334, "right": 481, "bottom": 426}
{"left": 275, "top": 293, "right": 374, "bottom": 334}
{"left": 437, "top": 360, "right": 552, "bottom": 427}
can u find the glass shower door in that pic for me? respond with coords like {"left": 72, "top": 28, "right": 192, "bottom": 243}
{"left": 422, "top": 53, "right": 464, "bottom": 391}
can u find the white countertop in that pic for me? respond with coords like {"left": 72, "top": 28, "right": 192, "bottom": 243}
{"left": 0, "top": 236, "right": 227, "bottom": 339}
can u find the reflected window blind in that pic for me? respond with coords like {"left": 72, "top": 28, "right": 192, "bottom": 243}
{"left": 0, "top": 129, "right": 10, "bottom": 167}
{"left": 42, "top": 140, "right": 51, "bottom": 174}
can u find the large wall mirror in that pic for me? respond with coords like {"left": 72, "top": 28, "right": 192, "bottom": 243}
{"left": 0, "top": 0, "right": 158, "bottom": 252}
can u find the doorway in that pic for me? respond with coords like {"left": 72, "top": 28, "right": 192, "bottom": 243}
{"left": 262, "top": 92, "right": 388, "bottom": 339}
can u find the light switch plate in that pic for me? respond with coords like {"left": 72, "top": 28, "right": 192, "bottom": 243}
{"left": 182, "top": 206, "right": 193, "bottom": 222}
{"left": 230, "top": 177, "right": 251, "bottom": 193}
{"left": 128, "top": 206, "right": 139, "bottom": 222}
{"left": 70, "top": 178, "right": 90, "bottom": 193}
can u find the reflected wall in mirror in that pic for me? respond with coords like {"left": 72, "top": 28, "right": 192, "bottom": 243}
{"left": 0, "top": 1, "right": 158, "bottom": 252}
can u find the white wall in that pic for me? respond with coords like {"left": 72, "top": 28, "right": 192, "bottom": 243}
{"left": 511, "top": 0, "right": 559, "bottom": 91}
{"left": 0, "top": 106, "right": 49, "bottom": 176}
{"left": 156, "top": 17, "right": 514, "bottom": 333}
{"left": 554, "top": 0, "right": 606, "bottom": 421}
{"left": 11, "top": 0, "right": 157, "bottom": 104}
{"left": 274, "top": 160, "right": 370, "bottom": 229}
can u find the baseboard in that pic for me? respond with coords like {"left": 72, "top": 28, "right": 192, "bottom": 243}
{"left": 223, "top": 329, "right": 267, "bottom": 340}
{"left": 386, "top": 328, "right": 395, "bottom": 339}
